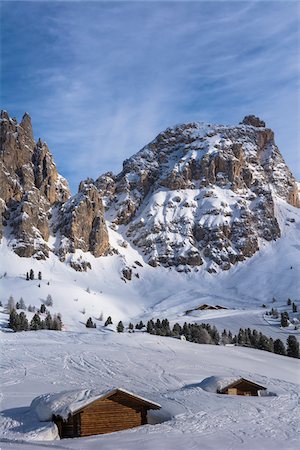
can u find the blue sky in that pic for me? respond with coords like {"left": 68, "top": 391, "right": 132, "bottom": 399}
{"left": 1, "top": 0, "right": 299, "bottom": 192}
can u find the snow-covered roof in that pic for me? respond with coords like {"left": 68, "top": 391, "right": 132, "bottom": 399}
{"left": 199, "top": 376, "right": 266, "bottom": 393}
{"left": 31, "top": 388, "right": 161, "bottom": 422}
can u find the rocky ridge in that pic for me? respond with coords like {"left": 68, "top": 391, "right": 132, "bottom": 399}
{"left": 0, "top": 111, "right": 298, "bottom": 273}
{"left": 0, "top": 111, "right": 109, "bottom": 262}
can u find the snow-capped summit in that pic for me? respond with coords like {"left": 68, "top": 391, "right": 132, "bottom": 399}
{"left": 95, "top": 116, "right": 299, "bottom": 271}
{"left": 0, "top": 111, "right": 299, "bottom": 274}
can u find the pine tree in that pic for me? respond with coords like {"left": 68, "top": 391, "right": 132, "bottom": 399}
{"left": 53, "top": 314, "right": 63, "bottom": 331}
{"left": 210, "top": 325, "right": 220, "bottom": 344}
{"left": 30, "top": 313, "right": 42, "bottom": 330}
{"left": 172, "top": 323, "right": 182, "bottom": 336}
{"left": 281, "top": 312, "right": 289, "bottom": 328}
{"left": 19, "top": 312, "right": 29, "bottom": 331}
{"left": 40, "top": 304, "right": 46, "bottom": 314}
{"left": 221, "top": 329, "right": 229, "bottom": 345}
{"left": 9, "top": 309, "right": 20, "bottom": 331}
{"left": 274, "top": 339, "right": 286, "bottom": 356}
{"left": 104, "top": 316, "right": 112, "bottom": 326}
{"left": 29, "top": 269, "right": 34, "bottom": 280}
{"left": 45, "top": 312, "right": 53, "bottom": 330}
{"left": 45, "top": 294, "right": 53, "bottom": 307}
{"left": 287, "top": 335, "right": 300, "bottom": 358}
{"left": 135, "top": 320, "right": 145, "bottom": 330}
{"left": 7, "top": 295, "right": 15, "bottom": 312}
{"left": 86, "top": 317, "right": 96, "bottom": 328}
{"left": 146, "top": 319, "right": 155, "bottom": 334}
{"left": 257, "top": 333, "right": 272, "bottom": 352}
{"left": 38, "top": 271, "right": 42, "bottom": 280}
{"left": 117, "top": 321, "right": 124, "bottom": 332}
{"left": 19, "top": 297, "right": 26, "bottom": 310}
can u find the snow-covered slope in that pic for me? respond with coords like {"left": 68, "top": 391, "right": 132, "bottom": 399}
{"left": 0, "top": 196, "right": 299, "bottom": 337}
{"left": 0, "top": 331, "right": 299, "bottom": 449}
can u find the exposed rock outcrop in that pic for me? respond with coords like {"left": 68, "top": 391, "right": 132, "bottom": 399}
{"left": 0, "top": 111, "right": 109, "bottom": 261}
{"left": 97, "top": 116, "right": 299, "bottom": 271}
{"left": 54, "top": 181, "right": 109, "bottom": 259}
{"left": 0, "top": 110, "right": 70, "bottom": 258}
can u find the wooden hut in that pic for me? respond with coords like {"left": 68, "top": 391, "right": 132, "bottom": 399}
{"left": 217, "top": 378, "right": 267, "bottom": 396}
{"left": 52, "top": 388, "right": 161, "bottom": 438}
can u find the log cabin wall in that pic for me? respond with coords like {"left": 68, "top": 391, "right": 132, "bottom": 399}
{"left": 79, "top": 393, "right": 148, "bottom": 436}
{"left": 224, "top": 380, "right": 265, "bottom": 396}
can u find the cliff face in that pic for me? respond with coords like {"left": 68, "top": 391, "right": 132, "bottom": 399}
{"left": 1, "top": 111, "right": 298, "bottom": 272}
{"left": 96, "top": 115, "right": 299, "bottom": 272}
{"left": 0, "top": 111, "right": 109, "bottom": 261}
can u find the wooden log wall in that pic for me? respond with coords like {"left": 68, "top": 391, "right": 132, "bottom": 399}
{"left": 79, "top": 394, "right": 148, "bottom": 436}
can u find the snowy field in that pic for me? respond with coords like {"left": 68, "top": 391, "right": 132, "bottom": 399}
{"left": 0, "top": 330, "right": 299, "bottom": 450}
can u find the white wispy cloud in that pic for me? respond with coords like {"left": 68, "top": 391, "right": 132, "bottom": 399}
{"left": 2, "top": 1, "right": 299, "bottom": 191}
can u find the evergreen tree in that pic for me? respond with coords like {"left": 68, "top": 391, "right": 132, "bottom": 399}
{"left": 45, "top": 294, "right": 53, "bottom": 307}
{"left": 19, "top": 297, "right": 26, "bottom": 310}
{"left": 287, "top": 335, "right": 300, "bottom": 358}
{"left": 274, "top": 339, "right": 286, "bottom": 356}
{"left": 29, "top": 269, "right": 34, "bottom": 280}
{"left": 210, "top": 325, "right": 220, "bottom": 344}
{"left": 117, "top": 321, "right": 124, "bottom": 332}
{"left": 85, "top": 317, "right": 96, "bottom": 328}
{"left": 128, "top": 322, "right": 134, "bottom": 330}
{"left": 237, "top": 328, "right": 246, "bottom": 345}
{"left": 146, "top": 319, "right": 155, "bottom": 334}
{"left": 221, "top": 329, "right": 229, "bottom": 345}
{"left": 19, "top": 312, "right": 29, "bottom": 331}
{"left": 30, "top": 313, "right": 42, "bottom": 330}
{"left": 281, "top": 312, "right": 289, "bottom": 327}
{"left": 38, "top": 271, "right": 42, "bottom": 280}
{"left": 40, "top": 304, "right": 46, "bottom": 314}
{"left": 9, "top": 309, "right": 20, "bottom": 331}
{"left": 28, "top": 305, "right": 35, "bottom": 312}
{"left": 135, "top": 320, "right": 145, "bottom": 330}
{"left": 45, "top": 312, "right": 53, "bottom": 330}
{"left": 104, "top": 316, "right": 112, "bottom": 326}
{"left": 257, "top": 333, "right": 272, "bottom": 352}
{"left": 53, "top": 314, "right": 63, "bottom": 331}
{"left": 172, "top": 323, "right": 182, "bottom": 336}
{"left": 7, "top": 295, "right": 15, "bottom": 312}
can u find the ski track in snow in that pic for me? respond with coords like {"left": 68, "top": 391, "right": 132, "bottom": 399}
{"left": 0, "top": 331, "right": 299, "bottom": 450}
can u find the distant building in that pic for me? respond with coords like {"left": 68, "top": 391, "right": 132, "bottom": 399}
{"left": 217, "top": 378, "right": 267, "bottom": 396}
{"left": 52, "top": 388, "right": 161, "bottom": 438}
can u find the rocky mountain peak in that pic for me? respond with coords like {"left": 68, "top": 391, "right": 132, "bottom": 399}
{"left": 0, "top": 112, "right": 108, "bottom": 261}
{"left": 97, "top": 117, "right": 299, "bottom": 272}
{"left": 0, "top": 111, "right": 298, "bottom": 274}
{"left": 241, "top": 115, "right": 266, "bottom": 128}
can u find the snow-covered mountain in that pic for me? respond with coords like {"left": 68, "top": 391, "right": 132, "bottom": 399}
{"left": 1, "top": 111, "right": 300, "bottom": 450}
{"left": 0, "top": 110, "right": 299, "bottom": 327}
